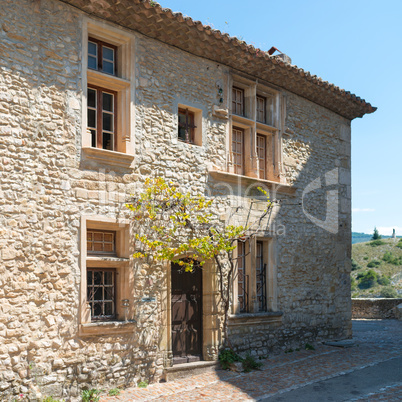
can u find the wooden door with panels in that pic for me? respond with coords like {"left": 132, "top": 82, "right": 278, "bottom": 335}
{"left": 171, "top": 261, "right": 203, "bottom": 365}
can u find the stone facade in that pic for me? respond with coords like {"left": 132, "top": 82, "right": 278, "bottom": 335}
{"left": 0, "top": 0, "right": 374, "bottom": 400}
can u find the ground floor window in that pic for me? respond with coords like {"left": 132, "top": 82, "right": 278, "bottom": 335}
{"left": 233, "top": 238, "right": 275, "bottom": 314}
{"left": 87, "top": 268, "right": 116, "bottom": 321}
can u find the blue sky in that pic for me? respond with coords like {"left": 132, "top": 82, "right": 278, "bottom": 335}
{"left": 158, "top": 0, "right": 402, "bottom": 236}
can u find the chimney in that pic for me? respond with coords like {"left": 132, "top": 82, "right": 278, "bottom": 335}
{"left": 267, "top": 46, "right": 292, "bottom": 64}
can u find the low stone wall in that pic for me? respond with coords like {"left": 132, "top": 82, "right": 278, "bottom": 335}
{"left": 352, "top": 298, "right": 402, "bottom": 319}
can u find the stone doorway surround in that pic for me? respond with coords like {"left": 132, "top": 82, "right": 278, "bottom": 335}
{"left": 162, "top": 259, "right": 220, "bottom": 368}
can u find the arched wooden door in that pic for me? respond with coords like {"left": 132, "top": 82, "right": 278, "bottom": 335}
{"left": 171, "top": 261, "right": 203, "bottom": 365}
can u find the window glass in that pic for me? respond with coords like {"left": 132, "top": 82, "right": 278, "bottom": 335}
{"left": 88, "top": 41, "right": 97, "bottom": 70}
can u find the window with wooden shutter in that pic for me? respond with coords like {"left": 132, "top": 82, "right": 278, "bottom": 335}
{"left": 232, "top": 87, "right": 244, "bottom": 116}
{"left": 232, "top": 127, "right": 244, "bottom": 175}
{"left": 257, "top": 134, "right": 266, "bottom": 179}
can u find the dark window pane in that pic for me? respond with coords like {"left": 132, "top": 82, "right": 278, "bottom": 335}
{"left": 178, "top": 127, "right": 186, "bottom": 141}
{"left": 94, "top": 271, "right": 102, "bottom": 285}
{"left": 178, "top": 112, "right": 186, "bottom": 125}
{"left": 102, "top": 113, "right": 113, "bottom": 132}
{"left": 93, "top": 302, "right": 102, "bottom": 317}
{"left": 88, "top": 88, "right": 96, "bottom": 108}
{"left": 90, "top": 129, "right": 96, "bottom": 148}
{"left": 104, "top": 271, "right": 113, "bottom": 285}
{"left": 105, "top": 287, "right": 114, "bottom": 300}
{"left": 103, "top": 46, "right": 114, "bottom": 61}
{"left": 88, "top": 55, "right": 97, "bottom": 70}
{"left": 87, "top": 271, "right": 92, "bottom": 285}
{"left": 88, "top": 41, "right": 97, "bottom": 56}
{"left": 88, "top": 109, "right": 96, "bottom": 128}
{"left": 104, "top": 302, "right": 113, "bottom": 316}
{"left": 102, "top": 61, "right": 114, "bottom": 75}
{"left": 94, "top": 287, "right": 102, "bottom": 301}
{"left": 103, "top": 132, "right": 113, "bottom": 150}
{"left": 102, "top": 93, "right": 113, "bottom": 112}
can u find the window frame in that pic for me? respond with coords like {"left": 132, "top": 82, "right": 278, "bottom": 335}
{"left": 82, "top": 19, "right": 135, "bottom": 165}
{"left": 178, "top": 107, "right": 196, "bottom": 144}
{"left": 232, "top": 87, "right": 245, "bottom": 116}
{"left": 232, "top": 237, "right": 277, "bottom": 315}
{"left": 87, "top": 267, "right": 117, "bottom": 321}
{"left": 88, "top": 37, "right": 118, "bottom": 76}
{"left": 256, "top": 95, "right": 266, "bottom": 123}
{"left": 236, "top": 241, "right": 249, "bottom": 313}
{"left": 256, "top": 134, "right": 267, "bottom": 180}
{"left": 232, "top": 126, "right": 245, "bottom": 175}
{"left": 256, "top": 240, "right": 267, "bottom": 312}
{"left": 87, "top": 85, "right": 118, "bottom": 151}
{"left": 87, "top": 229, "right": 117, "bottom": 256}
{"left": 79, "top": 216, "right": 134, "bottom": 335}
{"left": 228, "top": 75, "right": 283, "bottom": 182}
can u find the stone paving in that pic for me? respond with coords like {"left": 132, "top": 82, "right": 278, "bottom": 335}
{"left": 101, "top": 320, "right": 401, "bottom": 401}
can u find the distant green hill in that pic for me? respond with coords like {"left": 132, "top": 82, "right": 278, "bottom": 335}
{"left": 351, "top": 238, "right": 402, "bottom": 298}
{"left": 352, "top": 232, "right": 401, "bottom": 244}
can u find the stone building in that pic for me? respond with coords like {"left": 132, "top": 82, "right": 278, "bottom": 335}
{"left": 0, "top": 0, "right": 375, "bottom": 399}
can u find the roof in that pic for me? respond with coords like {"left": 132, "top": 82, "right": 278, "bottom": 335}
{"left": 61, "top": 0, "right": 376, "bottom": 120}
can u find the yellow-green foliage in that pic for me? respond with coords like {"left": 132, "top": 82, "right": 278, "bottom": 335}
{"left": 126, "top": 177, "right": 271, "bottom": 272}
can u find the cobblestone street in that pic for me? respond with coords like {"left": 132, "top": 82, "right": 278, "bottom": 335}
{"left": 101, "top": 320, "right": 401, "bottom": 401}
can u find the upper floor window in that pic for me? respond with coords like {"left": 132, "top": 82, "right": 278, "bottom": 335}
{"left": 256, "top": 95, "right": 266, "bottom": 123}
{"left": 87, "top": 86, "right": 116, "bottom": 151}
{"left": 232, "top": 127, "right": 244, "bottom": 175}
{"left": 256, "top": 134, "right": 266, "bottom": 180}
{"left": 232, "top": 87, "right": 244, "bottom": 116}
{"left": 82, "top": 22, "right": 135, "bottom": 164}
{"left": 88, "top": 38, "right": 117, "bottom": 75}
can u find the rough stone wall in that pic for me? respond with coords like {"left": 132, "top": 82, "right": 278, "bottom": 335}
{"left": 0, "top": 0, "right": 353, "bottom": 399}
{"left": 352, "top": 298, "right": 402, "bottom": 319}
{"left": 228, "top": 94, "right": 352, "bottom": 354}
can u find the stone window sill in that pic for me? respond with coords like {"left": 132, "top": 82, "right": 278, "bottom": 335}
{"left": 208, "top": 170, "right": 296, "bottom": 195}
{"left": 82, "top": 147, "right": 135, "bottom": 168}
{"left": 79, "top": 320, "right": 136, "bottom": 336}
{"left": 228, "top": 311, "right": 283, "bottom": 327}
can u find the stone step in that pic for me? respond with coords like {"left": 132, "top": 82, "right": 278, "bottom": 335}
{"left": 162, "top": 360, "right": 220, "bottom": 382}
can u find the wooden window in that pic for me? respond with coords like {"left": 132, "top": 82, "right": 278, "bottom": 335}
{"left": 256, "top": 96, "right": 266, "bottom": 123}
{"left": 257, "top": 134, "right": 266, "bottom": 179}
{"left": 232, "top": 127, "right": 244, "bottom": 175}
{"left": 87, "top": 230, "right": 116, "bottom": 255}
{"left": 237, "top": 242, "right": 248, "bottom": 313}
{"left": 178, "top": 108, "right": 196, "bottom": 143}
{"left": 87, "top": 86, "right": 117, "bottom": 151}
{"left": 232, "top": 87, "right": 244, "bottom": 116}
{"left": 256, "top": 241, "right": 267, "bottom": 312}
{"left": 87, "top": 268, "right": 116, "bottom": 320}
{"left": 88, "top": 38, "right": 117, "bottom": 75}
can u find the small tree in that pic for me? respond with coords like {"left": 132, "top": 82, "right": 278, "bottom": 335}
{"left": 126, "top": 177, "right": 272, "bottom": 347}
{"left": 372, "top": 227, "right": 381, "bottom": 240}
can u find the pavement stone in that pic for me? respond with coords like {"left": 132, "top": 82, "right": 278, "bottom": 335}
{"left": 100, "top": 320, "right": 402, "bottom": 401}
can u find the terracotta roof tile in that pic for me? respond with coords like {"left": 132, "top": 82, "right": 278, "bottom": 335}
{"left": 61, "top": 0, "right": 376, "bottom": 119}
